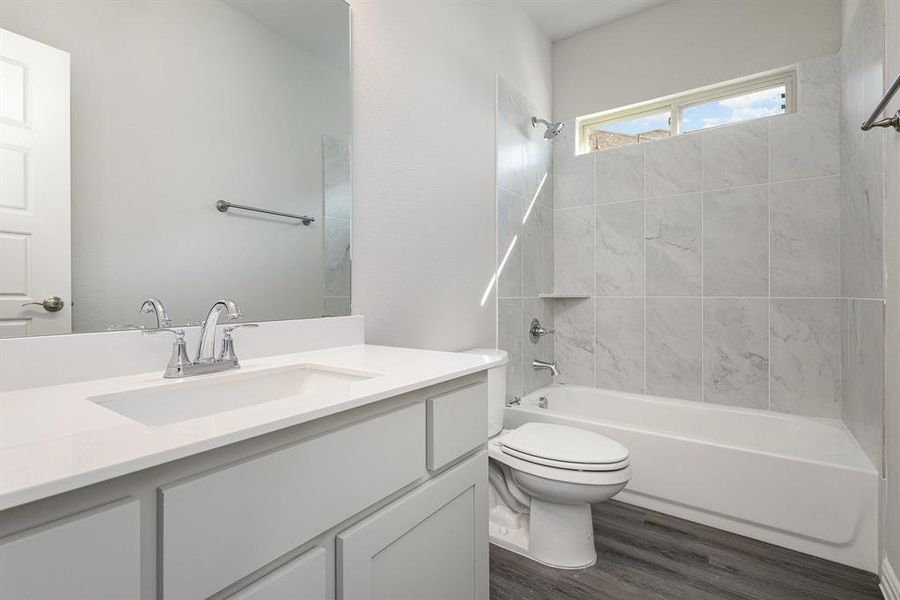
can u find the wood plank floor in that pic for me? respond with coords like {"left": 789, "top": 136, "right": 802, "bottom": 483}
{"left": 489, "top": 500, "right": 883, "bottom": 600}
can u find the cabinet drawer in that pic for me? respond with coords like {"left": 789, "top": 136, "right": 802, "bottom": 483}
{"left": 160, "top": 403, "right": 425, "bottom": 600}
{"left": 426, "top": 381, "right": 487, "bottom": 470}
{"left": 0, "top": 498, "right": 140, "bottom": 600}
{"left": 230, "top": 547, "right": 326, "bottom": 600}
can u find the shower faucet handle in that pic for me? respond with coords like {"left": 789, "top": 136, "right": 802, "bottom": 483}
{"left": 529, "top": 318, "right": 554, "bottom": 342}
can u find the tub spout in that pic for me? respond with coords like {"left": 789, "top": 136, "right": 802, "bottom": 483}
{"left": 532, "top": 359, "right": 559, "bottom": 377}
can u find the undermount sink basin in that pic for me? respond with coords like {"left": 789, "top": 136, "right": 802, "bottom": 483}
{"left": 89, "top": 364, "right": 380, "bottom": 427}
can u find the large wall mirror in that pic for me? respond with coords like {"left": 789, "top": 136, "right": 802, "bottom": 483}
{"left": 0, "top": 0, "right": 351, "bottom": 338}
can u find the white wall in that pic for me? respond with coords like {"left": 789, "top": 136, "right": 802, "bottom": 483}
{"left": 882, "top": 0, "right": 900, "bottom": 580}
{"left": 349, "top": 0, "right": 551, "bottom": 350}
{"left": 553, "top": 0, "right": 842, "bottom": 120}
{"left": 0, "top": 1, "right": 350, "bottom": 331}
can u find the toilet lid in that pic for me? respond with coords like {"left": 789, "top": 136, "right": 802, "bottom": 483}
{"left": 499, "top": 423, "right": 629, "bottom": 468}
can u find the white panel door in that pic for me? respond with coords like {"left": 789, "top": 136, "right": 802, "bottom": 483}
{"left": 337, "top": 451, "right": 489, "bottom": 600}
{"left": 0, "top": 498, "right": 141, "bottom": 600}
{"left": 0, "top": 28, "right": 70, "bottom": 337}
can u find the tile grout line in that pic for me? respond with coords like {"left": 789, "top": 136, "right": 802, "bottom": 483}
{"left": 768, "top": 118, "right": 773, "bottom": 411}
{"left": 560, "top": 171, "right": 840, "bottom": 208}
{"left": 643, "top": 143, "right": 648, "bottom": 394}
{"left": 593, "top": 149, "right": 598, "bottom": 388}
{"left": 700, "top": 130, "right": 705, "bottom": 404}
{"left": 568, "top": 295, "right": 856, "bottom": 300}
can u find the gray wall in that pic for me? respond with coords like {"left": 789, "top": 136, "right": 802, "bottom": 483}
{"left": 496, "top": 76, "right": 554, "bottom": 402}
{"left": 0, "top": 0, "right": 350, "bottom": 330}
{"left": 550, "top": 54, "right": 845, "bottom": 419}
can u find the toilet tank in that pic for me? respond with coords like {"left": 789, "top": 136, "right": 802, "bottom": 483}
{"left": 460, "top": 348, "right": 508, "bottom": 438}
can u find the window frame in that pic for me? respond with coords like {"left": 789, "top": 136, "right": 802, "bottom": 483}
{"left": 577, "top": 67, "right": 797, "bottom": 154}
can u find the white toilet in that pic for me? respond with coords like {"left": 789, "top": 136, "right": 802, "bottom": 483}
{"left": 464, "top": 349, "right": 631, "bottom": 569}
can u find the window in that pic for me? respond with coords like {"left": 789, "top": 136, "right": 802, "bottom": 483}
{"left": 579, "top": 68, "right": 796, "bottom": 153}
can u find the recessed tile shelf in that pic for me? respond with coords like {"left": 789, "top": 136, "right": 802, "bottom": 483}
{"left": 538, "top": 293, "right": 591, "bottom": 299}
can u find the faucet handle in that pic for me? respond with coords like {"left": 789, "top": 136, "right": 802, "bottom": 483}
{"left": 529, "top": 318, "right": 555, "bottom": 342}
{"left": 219, "top": 323, "right": 258, "bottom": 363}
{"left": 107, "top": 324, "right": 145, "bottom": 331}
{"left": 142, "top": 327, "right": 186, "bottom": 340}
{"left": 142, "top": 328, "right": 192, "bottom": 377}
{"left": 223, "top": 323, "right": 259, "bottom": 338}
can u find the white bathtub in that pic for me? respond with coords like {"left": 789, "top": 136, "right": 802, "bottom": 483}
{"left": 508, "top": 384, "right": 880, "bottom": 572}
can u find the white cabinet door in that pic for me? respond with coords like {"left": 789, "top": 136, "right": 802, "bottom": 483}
{"left": 0, "top": 28, "right": 71, "bottom": 337}
{"left": 0, "top": 498, "right": 140, "bottom": 600}
{"left": 337, "top": 451, "right": 488, "bottom": 600}
{"left": 229, "top": 547, "right": 327, "bottom": 600}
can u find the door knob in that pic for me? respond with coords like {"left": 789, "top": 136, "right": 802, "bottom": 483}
{"left": 22, "top": 296, "right": 65, "bottom": 312}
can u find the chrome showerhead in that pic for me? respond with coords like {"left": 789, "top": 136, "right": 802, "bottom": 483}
{"left": 532, "top": 116, "right": 565, "bottom": 140}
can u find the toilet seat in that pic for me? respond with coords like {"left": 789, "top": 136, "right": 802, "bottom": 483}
{"left": 498, "top": 422, "right": 630, "bottom": 471}
{"left": 501, "top": 446, "right": 630, "bottom": 472}
{"left": 489, "top": 443, "right": 631, "bottom": 486}
{"left": 489, "top": 422, "right": 631, "bottom": 486}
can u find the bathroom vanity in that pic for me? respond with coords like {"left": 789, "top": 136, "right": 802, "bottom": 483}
{"left": 0, "top": 318, "right": 498, "bottom": 600}
{"left": 0, "top": 3, "right": 500, "bottom": 598}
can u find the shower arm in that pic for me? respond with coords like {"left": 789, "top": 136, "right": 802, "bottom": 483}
{"left": 861, "top": 72, "right": 900, "bottom": 132}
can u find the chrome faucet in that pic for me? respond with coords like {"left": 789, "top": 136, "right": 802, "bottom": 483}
{"left": 197, "top": 299, "right": 243, "bottom": 363}
{"left": 107, "top": 297, "right": 172, "bottom": 331}
{"left": 529, "top": 318, "right": 554, "bottom": 342}
{"left": 532, "top": 359, "right": 559, "bottom": 377}
{"left": 139, "top": 297, "right": 171, "bottom": 328}
{"left": 142, "top": 299, "right": 257, "bottom": 378}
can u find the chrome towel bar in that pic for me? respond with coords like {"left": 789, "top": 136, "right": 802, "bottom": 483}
{"left": 215, "top": 200, "right": 315, "bottom": 225}
{"left": 861, "top": 72, "right": 900, "bottom": 132}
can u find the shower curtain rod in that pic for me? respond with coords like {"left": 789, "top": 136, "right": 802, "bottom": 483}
{"left": 861, "top": 72, "right": 900, "bottom": 132}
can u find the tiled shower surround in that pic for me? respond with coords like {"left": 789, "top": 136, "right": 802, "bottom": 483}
{"left": 496, "top": 77, "right": 555, "bottom": 401}
{"left": 550, "top": 54, "right": 852, "bottom": 419}
{"left": 840, "top": 0, "right": 886, "bottom": 470}
{"left": 323, "top": 135, "right": 352, "bottom": 317}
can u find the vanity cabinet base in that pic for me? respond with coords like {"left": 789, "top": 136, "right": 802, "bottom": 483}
{"left": 0, "top": 372, "right": 487, "bottom": 600}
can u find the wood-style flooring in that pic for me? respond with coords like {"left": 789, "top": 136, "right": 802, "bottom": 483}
{"left": 489, "top": 500, "right": 883, "bottom": 600}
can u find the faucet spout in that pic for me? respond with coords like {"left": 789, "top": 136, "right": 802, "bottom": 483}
{"left": 197, "top": 299, "right": 243, "bottom": 363}
{"left": 139, "top": 297, "right": 171, "bottom": 328}
{"left": 532, "top": 359, "right": 559, "bottom": 377}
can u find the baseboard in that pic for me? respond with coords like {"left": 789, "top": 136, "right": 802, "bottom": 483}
{"left": 883, "top": 558, "right": 900, "bottom": 600}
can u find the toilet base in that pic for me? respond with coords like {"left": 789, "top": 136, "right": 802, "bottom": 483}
{"left": 529, "top": 499, "right": 597, "bottom": 569}
{"left": 488, "top": 485, "right": 598, "bottom": 570}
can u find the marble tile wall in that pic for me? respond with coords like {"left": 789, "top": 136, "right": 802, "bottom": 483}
{"left": 496, "top": 77, "right": 555, "bottom": 402}
{"left": 323, "top": 135, "right": 352, "bottom": 316}
{"left": 839, "top": 0, "right": 885, "bottom": 472}
{"left": 550, "top": 54, "right": 849, "bottom": 420}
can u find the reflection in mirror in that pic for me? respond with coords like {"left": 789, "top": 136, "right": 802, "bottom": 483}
{"left": 0, "top": 0, "right": 351, "bottom": 338}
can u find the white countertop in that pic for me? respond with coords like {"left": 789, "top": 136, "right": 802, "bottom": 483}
{"left": 0, "top": 344, "right": 501, "bottom": 511}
